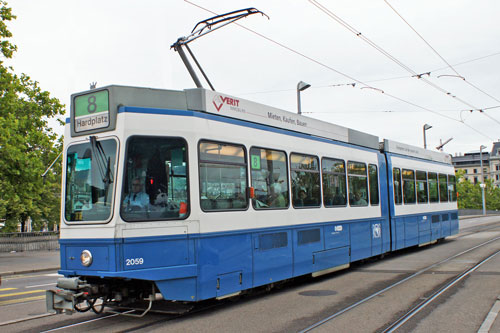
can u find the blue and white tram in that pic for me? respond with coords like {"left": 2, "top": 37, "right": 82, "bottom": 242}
{"left": 46, "top": 85, "right": 458, "bottom": 314}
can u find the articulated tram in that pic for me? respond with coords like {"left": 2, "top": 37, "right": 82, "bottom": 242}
{"left": 46, "top": 85, "right": 458, "bottom": 314}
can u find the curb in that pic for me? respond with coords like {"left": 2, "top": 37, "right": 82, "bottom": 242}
{"left": 0, "top": 267, "right": 60, "bottom": 277}
{"left": 459, "top": 214, "right": 500, "bottom": 220}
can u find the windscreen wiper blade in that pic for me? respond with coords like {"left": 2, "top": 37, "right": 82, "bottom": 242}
{"left": 89, "top": 136, "right": 114, "bottom": 185}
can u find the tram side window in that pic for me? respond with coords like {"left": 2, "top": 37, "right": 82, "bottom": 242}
{"left": 121, "top": 136, "right": 188, "bottom": 222}
{"left": 439, "top": 173, "right": 448, "bottom": 202}
{"left": 322, "top": 158, "right": 347, "bottom": 207}
{"left": 250, "top": 147, "right": 289, "bottom": 209}
{"left": 448, "top": 175, "right": 457, "bottom": 202}
{"left": 348, "top": 161, "right": 368, "bottom": 206}
{"left": 416, "top": 171, "right": 428, "bottom": 203}
{"left": 291, "top": 154, "right": 321, "bottom": 208}
{"left": 428, "top": 172, "right": 439, "bottom": 203}
{"left": 369, "top": 164, "right": 379, "bottom": 205}
{"left": 393, "top": 168, "right": 402, "bottom": 205}
{"left": 199, "top": 141, "right": 248, "bottom": 211}
{"left": 402, "top": 169, "right": 416, "bottom": 204}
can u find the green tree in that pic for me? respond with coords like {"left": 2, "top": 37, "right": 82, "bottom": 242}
{"left": 0, "top": 1, "right": 64, "bottom": 232}
{"left": 456, "top": 169, "right": 500, "bottom": 211}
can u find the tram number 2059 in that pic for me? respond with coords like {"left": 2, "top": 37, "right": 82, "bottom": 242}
{"left": 125, "top": 258, "right": 144, "bottom": 266}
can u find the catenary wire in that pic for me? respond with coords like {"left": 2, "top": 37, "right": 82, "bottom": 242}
{"left": 308, "top": 0, "right": 500, "bottom": 129}
{"left": 383, "top": 0, "right": 500, "bottom": 121}
{"left": 239, "top": 51, "right": 500, "bottom": 96}
{"left": 183, "top": 0, "right": 494, "bottom": 141}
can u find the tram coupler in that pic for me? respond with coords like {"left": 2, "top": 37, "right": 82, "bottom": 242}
{"left": 46, "top": 277, "right": 90, "bottom": 315}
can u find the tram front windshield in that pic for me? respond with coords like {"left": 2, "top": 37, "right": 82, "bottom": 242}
{"left": 65, "top": 139, "right": 117, "bottom": 222}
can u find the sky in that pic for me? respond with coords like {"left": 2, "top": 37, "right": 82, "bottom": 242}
{"left": 5, "top": 0, "right": 500, "bottom": 156}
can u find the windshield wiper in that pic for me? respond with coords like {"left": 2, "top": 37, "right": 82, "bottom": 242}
{"left": 89, "top": 136, "right": 114, "bottom": 186}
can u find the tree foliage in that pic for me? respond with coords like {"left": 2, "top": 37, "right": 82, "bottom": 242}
{"left": 456, "top": 169, "right": 500, "bottom": 211}
{"left": 0, "top": 1, "right": 65, "bottom": 232}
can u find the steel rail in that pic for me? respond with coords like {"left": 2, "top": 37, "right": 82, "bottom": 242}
{"left": 382, "top": 249, "right": 500, "bottom": 333}
{"left": 299, "top": 234, "right": 500, "bottom": 333}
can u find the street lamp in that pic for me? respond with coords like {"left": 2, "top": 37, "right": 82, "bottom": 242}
{"left": 297, "top": 81, "right": 311, "bottom": 115}
{"left": 423, "top": 124, "right": 432, "bottom": 149}
{"left": 480, "top": 145, "right": 487, "bottom": 216}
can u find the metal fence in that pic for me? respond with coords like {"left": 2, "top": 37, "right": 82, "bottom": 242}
{"left": 0, "top": 232, "right": 60, "bottom": 252}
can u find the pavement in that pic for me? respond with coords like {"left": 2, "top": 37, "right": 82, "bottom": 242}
{"left": 0, "top": 250, "right": 60, "bottom": 277}
{"left": 0, "top": 215, "right": 499, "bottom": 278}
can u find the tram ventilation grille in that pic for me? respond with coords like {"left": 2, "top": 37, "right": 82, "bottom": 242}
{"left": 259, "top": 232, "right": 288, "bottom": 250}
{"left": 298, "top": 229, "right": 321, "bottom": 245}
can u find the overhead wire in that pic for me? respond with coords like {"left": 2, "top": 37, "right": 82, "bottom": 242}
{"left": 308, "top": 0, "right": 499, "bottom": 134}
{"left": 384, "top": 0, "right": 500, "bottom": 105}
{"left": 383, "top": 0, "right": 500, "bottom": 129}
{"left": 241, "top": 51, "right": 500, "bottom": 96}
{"left": 183, "top": 0, "right": 494, "bottom": 141}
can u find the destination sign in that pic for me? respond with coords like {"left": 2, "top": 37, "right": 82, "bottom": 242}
{"left": 74, "top": 90, "right": 110, "bottom": 132}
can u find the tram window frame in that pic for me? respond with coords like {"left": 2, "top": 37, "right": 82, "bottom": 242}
{"left": 416, "top": 170, "right": 428, "bottom": 204}
{"left": 322, "top": 157, "right": 347, "bottom": 207}
{"left": 402, "top": 169, "right": 416, "bottom": 204}
{"left": 439, "top": 173, "right": 449, "bottom": 202}
{"left": 290, "top": 153, "right": 321, "bottom": 208}
{"left": 428, "top": 172, "right": 439, "bottom": 203}
{"left": 448, "top": 174, "right": 457, "bottom": 202}
{"left": 393, "top": 167, "right": 403, "bottom": 205}
{"left": 348, "top": 161, "right": 369, "bottom": 207}
{"left": 368, "top": 164, "right": 379, "bottom": 205}
{"left": 120, "top": 135, "right": 190, "bottom": 222}
{"left": 65, "top": 137, "right": 119, "bottom": 224}
{"left": 198, "top": 140, "right": 249, "bottom": 212}
{"left": 250, "top": 146, "right": 290, "bottom": 210}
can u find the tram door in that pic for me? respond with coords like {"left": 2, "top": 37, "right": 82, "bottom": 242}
{"left": 252, "top": 231, "right": 293, "bottom": 287}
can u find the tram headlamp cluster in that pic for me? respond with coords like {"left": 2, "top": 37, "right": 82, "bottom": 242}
{"left": 80, "top": 250, "right": 93, "bottom": 267}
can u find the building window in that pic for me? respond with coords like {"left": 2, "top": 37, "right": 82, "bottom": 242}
{"left": 473, "top": 168, "right": 477, "bottom": 174}
{"left": 474, "top": 177, "right": 478, "bottom": 184}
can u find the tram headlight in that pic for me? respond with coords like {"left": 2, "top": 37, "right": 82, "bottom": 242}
{"left": 80, "top": 250, "right": 93, "bottom": 267}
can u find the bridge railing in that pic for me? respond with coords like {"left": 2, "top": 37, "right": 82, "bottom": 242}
{"left": 0, "top": 232, "right": 59, "bottom": 252}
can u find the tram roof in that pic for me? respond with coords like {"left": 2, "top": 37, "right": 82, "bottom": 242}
{"left": 185, "top": 88, "right": 380, "bottom": 150}
{"left": 382, "top": 139, "right": 452, "bottom": 164}
{"left": 70, "top": 85, "right": 451, "bottom": 163}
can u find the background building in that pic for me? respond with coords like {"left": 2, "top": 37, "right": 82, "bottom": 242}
{"left": 452, "top": 141, "right": 500, "bottom": 186}
{"left": 489, "top": 142, "right": 500, "bottom": 187}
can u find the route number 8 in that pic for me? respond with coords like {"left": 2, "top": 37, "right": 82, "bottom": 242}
{"left": 87, "top": 95, "right": 97, "bottom": 113}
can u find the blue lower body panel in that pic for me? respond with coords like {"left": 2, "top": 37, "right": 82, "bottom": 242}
{"left": 391, "top": 210, "right": 459, "bottom": 250}
{"left": 59, "top": 217, "right": 395, "bottom": 302}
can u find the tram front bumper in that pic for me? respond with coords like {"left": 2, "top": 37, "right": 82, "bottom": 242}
{"left": 46, "top": 288, "right": 80, "bottom": 314}
{"left": 46, "top": 277, "right": 89, "bottom": 314}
